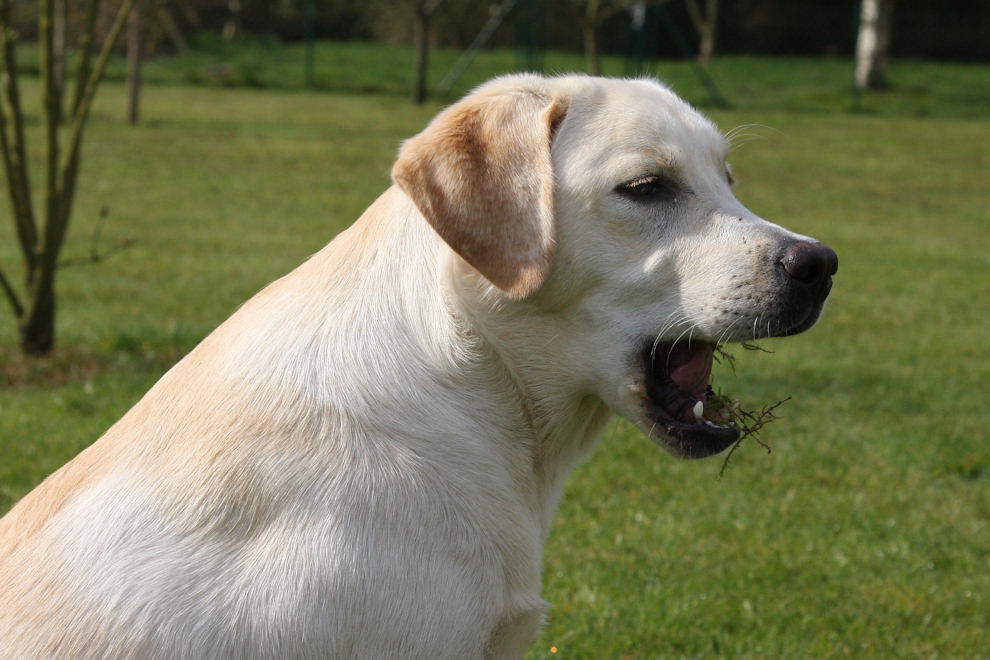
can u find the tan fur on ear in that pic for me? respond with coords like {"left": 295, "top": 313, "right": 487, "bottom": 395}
{"left": 392, "top": 81, "right": 568, "bottom": 299}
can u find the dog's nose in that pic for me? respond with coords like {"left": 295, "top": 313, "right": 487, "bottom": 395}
{"left": 780, "top": 241, "right": 838, "bottom": 299}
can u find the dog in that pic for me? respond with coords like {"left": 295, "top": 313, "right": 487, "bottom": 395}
{"left": 0, "top": 74, "right": 836, "bottom": 658}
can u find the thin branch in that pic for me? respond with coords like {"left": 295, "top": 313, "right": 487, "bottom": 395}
{"left": 741, "top": 342, "right": 775, "bottom": 354}
{"left": 57, "top": 239, "right": 136, "bottom": 269}
{"left": 0, "top": 80, "right": 24, "bottom": 248}
{"left": 0, "top": 264, "right": 24, "bottom": 317}
{"left": 684, "top": 0, "right": 703, "bottom": 32}
{"left": 57, "top": 207, "right": 135, "bottom": 269}
{"left": 66, "top": 0, "right": 137, "bottom": 173}
{"left": 53, "top": 0, "right": 67, "bottom": 121}
{"left": 40, "top": 0, "right": 62, "bottom": 260}
{"left": 155, "top": 4, "right": 189, "bottom": 54}
{"left": 685, "top": 0, "right": 718, "bottom": 64}
{"left": 71, "top": 0, "right": 101, "bottom": 118}
{"left": 0, "top": 0, "right": 38, "bottom": 266}
{"left": 172, "top": 0, "right": 200, "bottom": 25}
{"left": 52, "top": 0, "right": 135, "bottom": 261}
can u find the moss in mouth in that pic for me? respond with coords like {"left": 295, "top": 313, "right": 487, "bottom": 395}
{"left": 710, "top": 343, "right": 792, "bottom": 478}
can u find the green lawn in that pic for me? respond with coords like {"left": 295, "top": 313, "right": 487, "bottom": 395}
{"left": 1, "top": 44, "right": 988, "bottom": 657}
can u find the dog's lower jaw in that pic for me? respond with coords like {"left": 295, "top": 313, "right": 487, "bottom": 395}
{"left": 642, "top": 411, "right": 740, "bottom": 459}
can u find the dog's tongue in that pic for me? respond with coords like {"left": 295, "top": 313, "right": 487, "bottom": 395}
{"left": 669, "top": 342, "right": 714, "bottom": 400}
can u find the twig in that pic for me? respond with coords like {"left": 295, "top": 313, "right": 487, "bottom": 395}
{"left": 57, "top": 207, "right": 135, "bottom": 269}
{"left": 57, "top": 239, "right": 135, "bottom": 269}
{"left": 718, "top": 396, "right": 791, "bottom": 480}
{"left": 742, "top": 341, "right": 775, "bottom": 354}
{"left": 0, "top": 264, "right": 23, "bottom": 316}
{"left": 713, "top": 344, "right": 738, "bottom": 375}
{"left": 714, "top": 342, "right": 775, "bottom": 376}
{"left": 70, "top": 0, "right": 100, "bottom": 118}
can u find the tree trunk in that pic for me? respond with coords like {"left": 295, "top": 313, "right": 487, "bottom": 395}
{"left": 127, "top": 1, "right": 142, "bottom": 124}
{"left": 53, "top": 0, "right": 66, "bottom": 122}
{"left": 686, "top": 0, "right": 718, "bottom": 65}
{"left": 1, "top": 0, "right": 135, "bottom": 356}
{"left": 698, "top": 0, "right": 717, "bottom": 65}
{"left": 855, "top": 0, "right": 894, "bottom": 90}
{"left": 19, "top": 271, "right": 56, "bottom": 355}
{"left": 412, "top": 5, "right": 429, "bottom": 105}
{"left": 223, "top": 0, "right": 240, "bottom": 40}
{"left": 583, "top": 0, "right": 601, "bottom": 76}
{"left": 156, "top": 5, "right": 190, "bottom": 54}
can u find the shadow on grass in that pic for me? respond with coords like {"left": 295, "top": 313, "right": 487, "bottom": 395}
{"left": 1, "top": 346, "right": 109, "bottom": 389}
{"left": 1, "top": 330, "right": 198, "bottom": 389}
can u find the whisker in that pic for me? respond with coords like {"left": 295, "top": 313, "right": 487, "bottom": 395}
{"left": 651, "top": 312, "right": 691, "bottom": 360}
{"left": 725, "top": 123, "right": 786, "bottom": 152}
{"left": 672, "top": 324, "right": 695, "bottom": 346}
{"left": 667, "top": 324, "right": 699, "bottom": 371}
{"left": 726, "top": 123, "right": 784, "bottom": 140}
{"left": 715, "top": 318, "right": 741, "bottom": 346}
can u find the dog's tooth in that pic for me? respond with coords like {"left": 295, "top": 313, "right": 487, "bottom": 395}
{"left": 692, "top": 400, "right": 704, "bottom": 421}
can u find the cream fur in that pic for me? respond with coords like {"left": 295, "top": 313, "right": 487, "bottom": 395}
{"left": 0, "top": 74, "right": 827, "bottom": 658}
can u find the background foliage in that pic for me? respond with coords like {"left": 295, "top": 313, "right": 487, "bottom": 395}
{"left": 4, "top": 0, "right": 990, "bottom": 60}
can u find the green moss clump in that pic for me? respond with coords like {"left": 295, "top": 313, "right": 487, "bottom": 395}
{"left": 710, "top": 344, "right": 791, "bottom": 478}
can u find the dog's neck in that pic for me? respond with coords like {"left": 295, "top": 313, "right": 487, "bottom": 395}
{"left": 329, "top": 187, "right": 614, "bottom": 535}
{"left": 455, "top": 301, "right": 615, "bottom": 532}
{"left": 415, "top": 228, "right": 615, "bottom": 535}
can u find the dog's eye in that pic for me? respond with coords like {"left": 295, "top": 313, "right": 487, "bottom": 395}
{"left": 617, "top": 175, "right": 679, "bottom": 201}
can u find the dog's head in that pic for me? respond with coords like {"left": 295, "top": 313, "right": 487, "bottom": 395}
{"left": 393, "top": 75, "right": 836, "bottom": 459}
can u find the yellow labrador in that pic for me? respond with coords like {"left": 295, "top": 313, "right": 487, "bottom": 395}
{"left": 0, "top": 75, "right": 836, "bottom": 658}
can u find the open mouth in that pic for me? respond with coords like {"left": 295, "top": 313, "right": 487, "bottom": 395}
{"left": 642, "top": 340, "right": 740, "bottom": 458}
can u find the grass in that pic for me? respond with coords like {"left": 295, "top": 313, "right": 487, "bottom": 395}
{"left": 1, "top": 42, "right": 989, "bottom": 657}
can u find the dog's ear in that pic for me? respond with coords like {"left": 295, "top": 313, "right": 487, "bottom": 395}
{"left": 392, "top": 84, "right": 568, "bottom": 300}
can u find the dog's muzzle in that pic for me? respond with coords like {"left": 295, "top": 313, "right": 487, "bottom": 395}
{"left": 638, "top": 240, "right": 837, "bottom": 459}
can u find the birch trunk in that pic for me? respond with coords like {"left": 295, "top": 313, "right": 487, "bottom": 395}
{"left": 855, "top": 0, "right": 894, "bottom": 90}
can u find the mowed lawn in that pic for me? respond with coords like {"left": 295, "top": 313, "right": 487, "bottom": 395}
{"left": 1, "top": 52, "right": 988, "bottom": 657}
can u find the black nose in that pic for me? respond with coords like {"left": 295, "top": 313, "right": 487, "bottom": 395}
{"left": 780, "top": 240, "right": 838, "bottom": 298}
